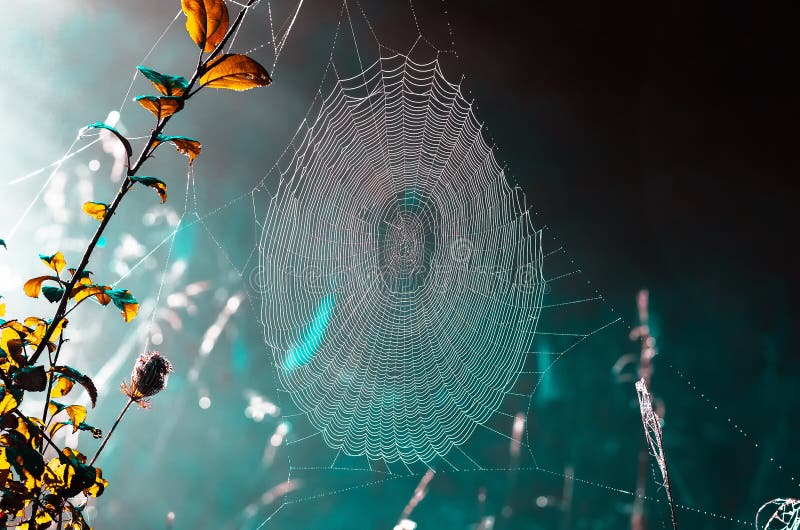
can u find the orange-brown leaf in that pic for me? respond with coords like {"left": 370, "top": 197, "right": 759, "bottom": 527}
{"left": 71, "top": 285, "right": 112, "bottom": 306}
{"left": 51, "top": 376, "right": 75, "bottom": 398}
{"left": 23, "top": 276, "right": 58, "bottom": 298}
{"left": 39, "top": 251, "right": 66, "bottom": 274}
{"left": 155, "top": 135, "right": 202, "bottom": 164}
{"left": 135, "top": 95, "right": 183, "bottom": 121}
{"left": 182, "top": 0, "right": 229, "bottom": 52}
{"left": 199, "top": 54, "right": 272, "bottom": 91}
{"left": 121, "top": 302, "right": 139, "bottom": 323}
{"left": 0, "top": 391, "right": 17, "bottom": 415}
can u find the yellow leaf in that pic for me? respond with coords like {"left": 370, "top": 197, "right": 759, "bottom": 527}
{"left": 17, "top": 417, "right": 45, "bottom": 446}
{"left": 22, "top": 317, "right": 65, "bottom": 347}
{"left": 85, "top": 466, "right": 108, "bottom": 497}
{"left": 49, "top": 421, "right": 70, "bottom": 438}
{"left": 68, "top": 268, "right": 94, "bottom": 286}
{"left": 50, "top": 317, "right": 67, "bottom": 341}
{"left": 48, "top": 401, "right": 61, "bottom": 418}
{"left": 40, "top": 251, "right": 66, "bottom": 274}
{"left": 24, "top": 317, "right": 47, "bottom": 342}
{"left": 181, "top": 0, "right": 229, "bottom": 52}
{"left": 0, "top": 301, "right": 5, "bottom": 317}
{"left": 35, "top": 511, "right": 53, "bottom": 526}
{"left": 199, "top": 53, "right": 272, "bottom": 91}
{"left": 0, "top": 327, "right": 24, "bottom": 364}
{"left": 52, "top": 376, "right": 75, "bottom": 398}
{"left": 82, "top": 202, "right": 108, "bottom": 221}
{"left": 43, "top": 455, "right": 73, "bottom": 492}
{"left": 71, "top": 284, "right": 112, "bottom": 306}
{"left": 23, "top": 275, "right": 58, "bottom": 298}
{"left": 121, "top": 302, "right": 139, "bottom": 323}
{"left": 135, "top": 95, "right": 183, "bottom": 121}
{"left": 65, "top": 405, "right": 87, "bottom": 432}
{"left": 0, "top": 391, "right": 17, "bottom": 414}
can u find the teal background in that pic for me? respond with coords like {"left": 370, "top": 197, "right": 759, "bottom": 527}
{"left": 0, "top": 1, "right": 796, "bottom": 529}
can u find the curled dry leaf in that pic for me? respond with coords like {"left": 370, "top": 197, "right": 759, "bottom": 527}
{"left": 154, "top": 135, "right": 202, "bottom": 164}
{"left": 129, "top": 176, "right": 168, "bottom": 203}
{"left": 85, "top": 123, "right": 132, "bottom": 160}
{"left": 181, "top": 0, "right": 230, "bottom": 52}
{"left": 200, "top": 53, "right": 272, "bottom": 91}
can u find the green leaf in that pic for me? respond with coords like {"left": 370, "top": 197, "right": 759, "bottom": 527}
{"left": 3, "top": 430, "right": 45, "bottom": 481}
{"left": 39, "top": 251, "right": 66, "bottom": 274}
{"left": 130, "top": 176, "right": 168, "bottom": 203}
{"left": 48, "top": 400, "right": 67, "bottom": 418}
{"left": 11, "top": 365, "right": 47, "bottom": 391}
{"left": 0, "top": 239, "right": 5, "bottom": 249}
{"left": 84, "top": 123, "right": 132, "bottom": 160}
{"left": 75, "top": 421, "right": 102, "bottom": 439}
{"left": 41, "top": 286, "right": 65, "bottom": 303}
{"left": 51, "top": 366, "right": 99, "bottom": 408}
{"left": 43, "top": 448, "right": 98, "bottom": 498}
{"left": 137, "top": 66, "right": 189, "bottom": 97}
{"left": 106, "top": 289, "right": 139, "bottom": 322}
{"left": 68, "top": 268, "right": 94, "bottom": 286}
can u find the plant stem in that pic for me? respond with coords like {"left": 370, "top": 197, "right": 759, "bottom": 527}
{"left": 11, "top": 409, "right": 62, "bottom": 455}
{"left": 205, "top": 0, "right": 259, "bottom": 64}
{"left": 27, "top": 178, "right": 133, "bottom": 366}
{"left": 28, "top": 0, "right": 260, "bottom": 370}
{"left": 90, "top": 398, "right": 134, "bottom": 466}
{"left": 40, "top": 335, "right": 66, "bottom": 430}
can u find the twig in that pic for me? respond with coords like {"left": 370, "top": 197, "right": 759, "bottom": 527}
{"left": 90, "top": 398, "right": 134, "bottom": 466}
{"left": 635, "top": 378, "right": 678, "bottom": 530}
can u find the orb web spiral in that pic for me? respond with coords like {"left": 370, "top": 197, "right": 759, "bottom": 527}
{"left": 260, "top": 55, "right": 544, "bottom": 464}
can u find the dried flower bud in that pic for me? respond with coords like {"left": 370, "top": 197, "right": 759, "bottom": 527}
{"left": 122, "top": 351, "right": 173, "bottom": 407}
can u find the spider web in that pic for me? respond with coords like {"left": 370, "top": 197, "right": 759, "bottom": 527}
{"left": 260, "top": 52, "right": 547, "bottom": 467}
{"left": 1, "top": 1, "right": 795, "bottom": 529}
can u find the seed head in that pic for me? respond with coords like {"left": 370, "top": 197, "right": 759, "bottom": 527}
{"left": 122, "top": 351, "right": 173, "bottom": 407}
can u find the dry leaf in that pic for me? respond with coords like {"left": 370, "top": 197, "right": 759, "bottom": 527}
{"left": 200, "top": 54, "right": 272, "bottom": 91}
{"left": 181, "top": 0, "right": 230, "bottom": 52}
